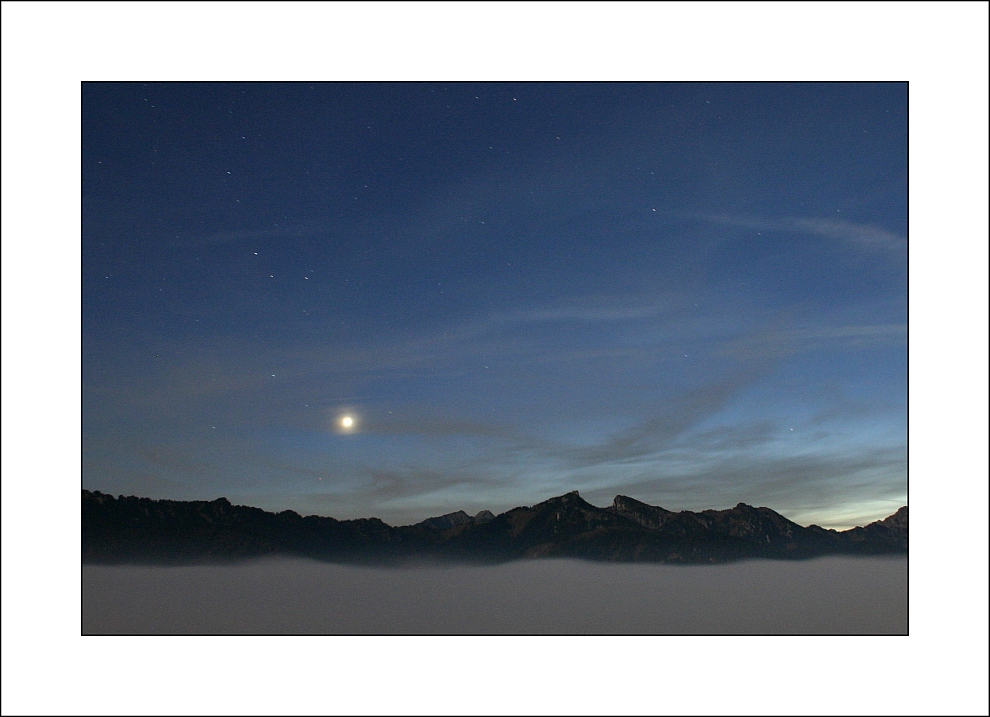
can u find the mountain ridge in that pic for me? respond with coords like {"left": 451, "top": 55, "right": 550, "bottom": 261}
{"left": 82, "top": 489, "right": 907, "bottom": 566}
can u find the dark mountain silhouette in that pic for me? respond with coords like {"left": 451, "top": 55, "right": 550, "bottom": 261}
{"left": 414, "top": 509, "right": 494, "bottom": 531}
{"left": 840, "top": 506, "right": 908, "bottom": 551}
{"left": 82, "top": 489, "right": 906, "bottom": 566}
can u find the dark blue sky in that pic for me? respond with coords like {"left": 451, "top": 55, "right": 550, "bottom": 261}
{"left": 82, "top": 82, "right": 907, "bottom": 527}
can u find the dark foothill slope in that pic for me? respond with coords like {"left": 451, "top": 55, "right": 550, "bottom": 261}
{"left": 841, "top": 506, "right": 909, "bottom": 553}
{"left": 82, "top": 491, "right": 406, "bottom": 565}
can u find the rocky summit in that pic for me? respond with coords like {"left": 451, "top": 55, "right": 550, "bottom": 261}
{"left": 82, "top": 489, "right": 907, "bottom": 566}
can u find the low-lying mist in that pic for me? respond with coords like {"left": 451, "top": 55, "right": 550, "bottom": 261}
{"left": 83, "top": 555, "right": 906, "bottom": 634}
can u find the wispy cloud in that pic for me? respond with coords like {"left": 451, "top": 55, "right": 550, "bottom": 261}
{"left": 500, "top": 303, "right": 675, "bottom": 324}
{"left": 83, "top": 284, "right": 905, "bottom": 529}
{"left": 547, "top": 366, "right": 769, "bottom": 468}
{"left": 84, "top": 292, "right": 902, "bottom": 441}
{"left": 786, "top": 218, "right": 905, "bottom": 252}
{"left": 700, "top": 214, "right": 906, "bottom": 253}
{"left": 720, "top": 321, "right": 906, "bottom": 359}
{"left": 165, "top": 223, "right": 327, "bottom": 249}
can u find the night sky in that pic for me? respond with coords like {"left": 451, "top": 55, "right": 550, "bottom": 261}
{"left": 82, "top": 82, "right": 907, "bottom": 529}
{"left": 4, "top": 2, "right": 989, "bottom": 714}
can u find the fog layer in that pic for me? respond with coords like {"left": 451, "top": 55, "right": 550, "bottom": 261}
{"left": 83, "top": 556, "right": 906, "bottom": 634}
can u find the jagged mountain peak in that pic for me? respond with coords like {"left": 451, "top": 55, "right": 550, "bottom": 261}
{"left": 415, "top": 510, "right": 474, "bottom": 531}
{"left": 473, "top": 510, "right": 495, "bottom": 524}
{"left": 612, "top": 494, "right": 669, "bottom": 510}
{"left": 876, "top": 506, "right": 907, "bottom": 531}
{"left": 608, "top": 495, "right": 674, "bottom": 530}
{"left": 414, "top": 508, "right": 499, "bottom": 531}
{"left": 533, "top": 490, "right": 595, "bottom": 510}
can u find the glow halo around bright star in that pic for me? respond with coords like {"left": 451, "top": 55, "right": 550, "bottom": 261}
{"left": 336, "top": 412, "right": 359, "bottom": 433}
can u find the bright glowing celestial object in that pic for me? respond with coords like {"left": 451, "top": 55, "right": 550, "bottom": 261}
{"left": 333, "top": 410, "right": 359, "bottom": 434}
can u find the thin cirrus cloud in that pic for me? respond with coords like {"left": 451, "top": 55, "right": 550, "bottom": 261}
{"left": 279, "top": 350, "right": 894, "bottom": 506}
{"left": 85, "top": 349, "right": 904, "bottom": 529}
{"left": 263, "top": 416, "right": 906, "bottom": 529}
{"left": 786, "top": 218, "right": 906, "bottom": 252}
{"left": 85, "top": 293, "right": 902, "bottom": 440}
{"left": 499, "top": 303, "right": 676, "bottom": 324}
{"left": 700, "top": 214, "right": 906, "bottom": 253}
{"left": 163, "top": 223, "right": 330, "bottom": 250}
{"left": 82, "top": 281, "right": 904, "bottom": 528}
{"left": 719, "top": 321, "right": 906, "bottom": 360}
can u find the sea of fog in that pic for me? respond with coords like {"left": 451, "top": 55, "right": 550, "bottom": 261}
{"left": 83, "top": 555, "right": 906, "bottom": 634}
